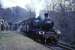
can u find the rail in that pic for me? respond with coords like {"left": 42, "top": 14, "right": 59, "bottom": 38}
{"left": 57, "top": 41, "right": 75, "bottom": 50}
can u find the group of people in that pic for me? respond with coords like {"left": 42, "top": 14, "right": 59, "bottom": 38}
{"left": 0, "top": 17, "right": 9, "bottom": 31}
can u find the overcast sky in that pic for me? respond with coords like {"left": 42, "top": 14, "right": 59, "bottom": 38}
{"left": 1, "top": 0, "right": 68, "bottom": 17}
{"left": 0, "top": 0, "right": 51, "bottom": 17}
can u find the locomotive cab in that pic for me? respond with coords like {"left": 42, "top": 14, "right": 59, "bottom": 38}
{"left": 31, "top": 18, "right": 42, "bottom": 29}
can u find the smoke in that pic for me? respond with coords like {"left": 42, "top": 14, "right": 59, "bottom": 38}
{"left": 1, "top": 0, "right": 50, "bottom": 18}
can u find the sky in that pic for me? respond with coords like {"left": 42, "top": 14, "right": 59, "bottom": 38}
{"left": 0, "top": 0, "right": 67, "bottom": 17}
{"left": 1, "top": 0, "right": 32, "bottom": 8}
{"left": 0, "top": 0, "right": 50, "bottom": 17}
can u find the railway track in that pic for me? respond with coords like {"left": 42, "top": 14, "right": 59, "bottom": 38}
{"left": 25, "top": 34, "right": 75, "bottom": 50}
{"left": 45, "top": 41, "right": 75, "bottom": 50}
{"left": 30, "top": 37, "right": 75, "bottom": 50}
{"left": 57, "top": 41, "right": 75, "bottom": 50}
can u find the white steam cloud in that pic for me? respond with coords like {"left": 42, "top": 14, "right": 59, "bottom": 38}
{"left": 1, "top": 0, "right": 50, "bottom": 18}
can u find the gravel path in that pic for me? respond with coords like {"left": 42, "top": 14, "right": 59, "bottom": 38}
{"left": 0, "top": 31, "right": 51, "bottom": 50}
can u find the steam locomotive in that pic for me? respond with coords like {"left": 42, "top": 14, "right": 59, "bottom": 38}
{"left": 21, "top": 13, "right": 61, "bottom": 45}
